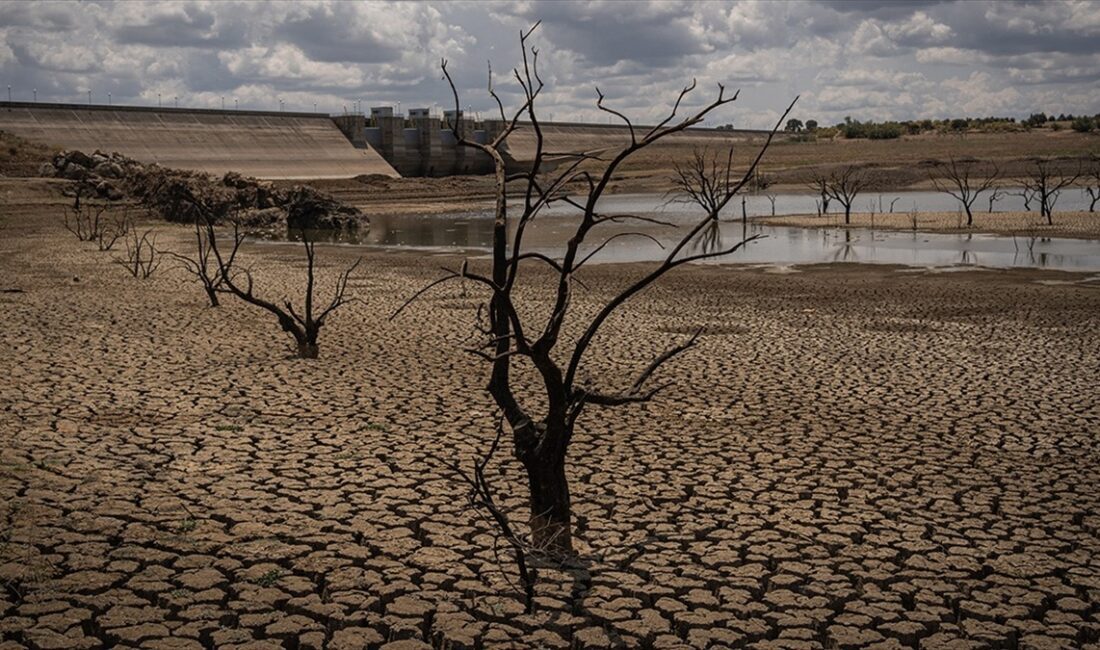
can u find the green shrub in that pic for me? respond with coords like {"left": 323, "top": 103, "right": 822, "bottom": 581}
{"left": 1071, "top": 117, "right": 1095, "bottom": 133}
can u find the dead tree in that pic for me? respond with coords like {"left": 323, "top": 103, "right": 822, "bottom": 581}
{"left": 63, "top": 195, "right": 130, "bottom": 249}
{"left": 160, "top": 218, "right": 223, "bottom": 307}
{"left": 204, "top": 220, "right": 360, "bottom": 359}
{"left": 95, "top": 207, "right": 132, "bottom": 252}
{"left": 988, "top": 187, "right": 1005, "bottom": 213}
{"left": 824, "top": 166, "right": 873, "bottom": 225}
{"left": 114, "top": 229, "right": 160, "bottom": 279}
{"left": 63, "top": 194, "right": 106, "bottom": 242}
{"left": 1015, "top": 185, "right": 1035, "bottom": 212}
{"left": 395, "top": 23, "right": 794, "bottom": 560}
{"left": 669, "top": 148, "right": 737, "bottom": 253}
{"left": 1084, "top": 161, "right": 1100, "bottom": 212}
{"left": 1024, "top": 158, "right": 1081, "bottom": 225}
{"left": 929, "top": 158, "right": 1000, "bottom": 227}
{"left": 808, "top": 172, "right": 831, "bottom": 215}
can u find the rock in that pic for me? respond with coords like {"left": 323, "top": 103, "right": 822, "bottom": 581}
{"left": 64, "top": 150, "right": 95, "bottom": 168}
{"left": 93, "top": 162, "right": 123, "bottom": 178}
{"left": 283, "top": 185, "right": 365, "bottom": 231}
{"left": 59, "top": 164, "right": 89, "bottom": 181}
{"left": 95, "top": 180, "right": 124, "bottom": 201}
{"left": 39, "top": 147, "right": 363, "bottom": 229}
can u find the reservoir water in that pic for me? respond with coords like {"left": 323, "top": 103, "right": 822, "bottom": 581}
{"left": 257, "top": 189, "right": 1100, "bottom": 272}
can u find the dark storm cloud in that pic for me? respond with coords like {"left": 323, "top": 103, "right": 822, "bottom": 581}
{"left": 944, "top": 1, "right": 1100, "bottom": 57}
{"left": 504, "top": 1, "right": 711, "bottom": 66}
{"left": 822, "top": 0, "right": 946, "bottom": 18}
{"left": 114, "top": 4, "right": 247, "bottom": 49}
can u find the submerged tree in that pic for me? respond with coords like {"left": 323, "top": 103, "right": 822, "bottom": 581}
{"left": 808, "top": 171, "right": 831, "bottom": 216}
{"left": 1084, "top": 159, "right": 1100, "bottom": 213}
{"left": 929, "top": 157, "right": 1000, "bottom": 227}
{"left": 824, "top": 165, "right": 874, "bottom": 225}
{"left": 1022, "top": 158, "right": 1081, "bottom": 225}
{"left": 396, "top": 23, "right": 795, "bottom": 563}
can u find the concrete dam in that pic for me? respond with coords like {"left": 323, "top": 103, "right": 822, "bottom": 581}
{"left": 0, "top": 102, "right": 399, "bottom": 179}
{"left": 334, "top": 106, "right": 773, "bottom": 177}
{"left": 0, "top": 101, "right": 771, "bottom": 180}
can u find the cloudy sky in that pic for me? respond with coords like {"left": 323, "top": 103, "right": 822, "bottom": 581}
{"left": 2, "top": 0, "right": 1098, "bottom": 128}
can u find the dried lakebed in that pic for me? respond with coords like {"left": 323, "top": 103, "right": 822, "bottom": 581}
{"left": 1, "top": 203, "right": 1099, "bottom": 649}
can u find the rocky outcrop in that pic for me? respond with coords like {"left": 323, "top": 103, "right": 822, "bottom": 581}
{"left": 41, "top": 149, "right": 366, "bottom": 230}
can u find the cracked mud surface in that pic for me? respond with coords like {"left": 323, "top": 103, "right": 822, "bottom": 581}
{"left": 1, "top": 192, "right": 1099, "bottom": 649}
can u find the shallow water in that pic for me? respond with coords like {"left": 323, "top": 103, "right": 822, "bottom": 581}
{"left": 549, "top": 188, "right": 1095, "bottom": 218}
{"left": 254, "top": 189, "right": 1100, "bottom": 272}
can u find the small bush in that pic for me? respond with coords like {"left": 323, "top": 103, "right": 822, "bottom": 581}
{"left": 1071, "top": 117, "right": 1095, "bottom": 133}
{"left": 838, "top": 120, "right": 903, "bottom": 140}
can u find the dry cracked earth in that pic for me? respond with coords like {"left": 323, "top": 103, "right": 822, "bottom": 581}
{"left": 1, "top": 193, "right": 1099, "bottom": 649}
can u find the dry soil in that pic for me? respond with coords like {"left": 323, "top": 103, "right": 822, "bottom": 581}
{"left": 1, "top": 182, "right": 1099, "bottom": 649}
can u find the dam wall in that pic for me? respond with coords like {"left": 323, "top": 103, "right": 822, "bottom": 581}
{"left": 0, "top": 100, "right": 774, "bottom": 180}
{"left": 0, "top": 102, "right": 398, "bottom": 179}
{"left": 335, "top": 109, "right": 774, "bottom": 176}
{"left": 501, "top": 120, "right": 771, "bottom": 164}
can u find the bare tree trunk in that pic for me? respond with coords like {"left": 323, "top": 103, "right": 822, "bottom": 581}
{"left": 844, "top": 203, "right": 852, "bottom": 224}
{"left": 297, "top": 340, "right": 319, "bottom": 359}
{"left": 523, "top": 446, "right": 572, "bottom": 553}
{"left": 964, "top": 203, "right": 973, "bottom": 227}
{"left": 205, "top": 286, "right": 220, "bottom": 307}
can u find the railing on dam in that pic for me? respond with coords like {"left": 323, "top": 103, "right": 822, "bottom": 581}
{"left": 0, "top": 100, "right": 326, "bottom": 119}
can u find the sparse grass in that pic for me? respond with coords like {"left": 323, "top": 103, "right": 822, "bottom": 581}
{"left": 254, "top": 568, "right": 282, "bottom": 587}
{"left": 215, "top": 424, "right": 243, "bottom": 432}
{"left": 176, "top": 517, "right": 197, "bottom": 533}
{"left": 366, "top": 422, "right": 387, "bottom": 432}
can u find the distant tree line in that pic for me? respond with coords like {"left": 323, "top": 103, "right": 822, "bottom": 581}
{"left": 777, "top": 112, "right": 1100, "bottom": 139}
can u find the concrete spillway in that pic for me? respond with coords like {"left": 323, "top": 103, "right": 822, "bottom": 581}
{"left": 0, "top": 103, "right": 398, "bottom": 179}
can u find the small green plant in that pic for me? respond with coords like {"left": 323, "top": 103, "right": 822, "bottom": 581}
{"left": 214, "top": 424, "right": 243, "bottom": 432}
{"left": 176, "top": 518, "right": 197, "bottom": 533}
{"left": 255, "top": 569, "right": 282, "bottom": 587}
{"left": 366, "top": 422, "right": 387, "bottom": 432}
